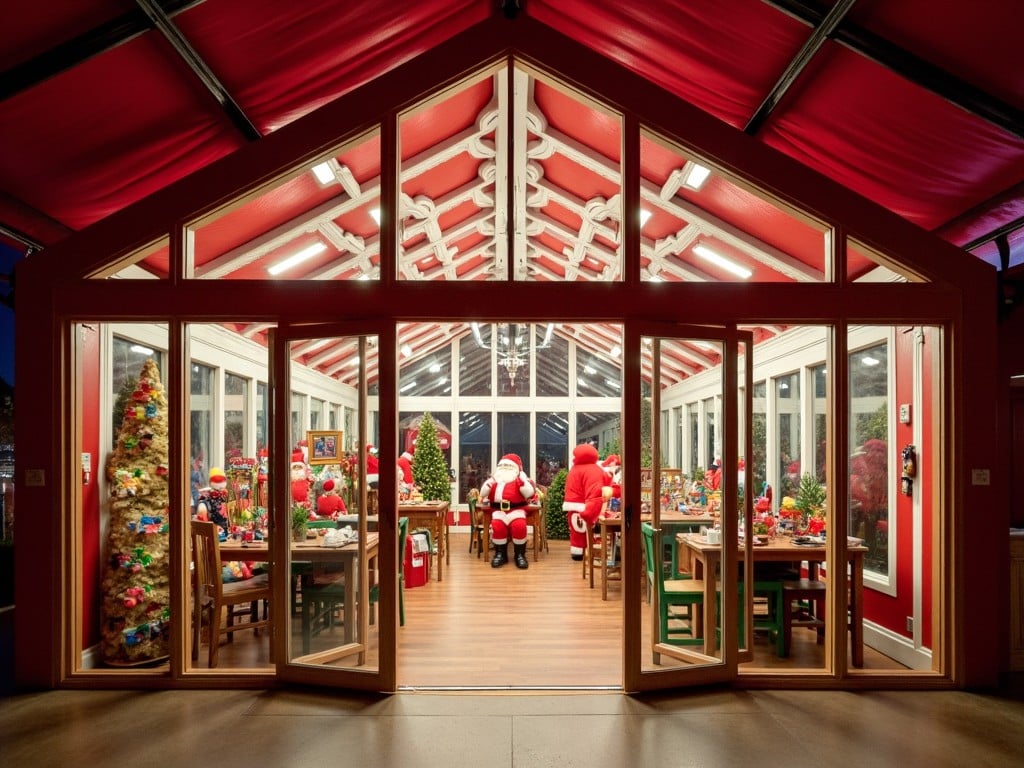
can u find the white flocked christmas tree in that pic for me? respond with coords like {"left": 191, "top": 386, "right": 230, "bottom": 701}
{"left": 100, "top": 358, "right": 171, "bottom": 665}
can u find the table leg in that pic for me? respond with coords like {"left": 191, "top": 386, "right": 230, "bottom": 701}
{"left": 700, "top": 552, "right": 717, "bottom": 656}
{"left": 343, "top": 556, "right": 356, "bottom": 645}
{"left": 851, "top": 553, "right": 864, "bottom": 667}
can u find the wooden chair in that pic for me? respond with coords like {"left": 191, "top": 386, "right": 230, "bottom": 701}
{"left": 781, "top": 577, "right": 853, "bottom": 656}
{"left": 190, "top": 520, "right": 271, "bottom": 668}
{"left": 582, "top": 519, "right": 602, "bottom": 588}
{"left": 641, "top": 523, "right": 704, "bottom": 657}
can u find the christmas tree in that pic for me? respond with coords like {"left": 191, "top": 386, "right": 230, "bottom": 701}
{"left": 100, "top": 358, "right": 171, "bottom": 665}
{"left": 411, "top": 412, "right": 451, "bottom": 503}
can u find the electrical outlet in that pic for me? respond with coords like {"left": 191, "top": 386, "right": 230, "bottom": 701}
{"left": 906, "top": 616, "right": 914, "bottom": 634}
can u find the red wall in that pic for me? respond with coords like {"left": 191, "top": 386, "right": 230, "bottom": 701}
{"left": 861, "top": 327, "right": 932, "bottom": 645}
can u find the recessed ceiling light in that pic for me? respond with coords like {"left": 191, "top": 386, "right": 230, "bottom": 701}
{"left": 640, "top": 209, "right": 653, "bottom": 227}
{"left": 267, "top": 242, "right": 327, "bottom": 275}
{"left": 401, "top": 344, "right": 413, "bottom": 358}
{"left": 681, "top": 161, "right": 711, "bottom": 190}
{"left": 312, "top": 162, "right": 334, "bottom": 185}
{"left": 369, "top": 207, "right": 381, "bottom": 225}
{"left": 693, "top": 243, "right": 752, "bottom": 279}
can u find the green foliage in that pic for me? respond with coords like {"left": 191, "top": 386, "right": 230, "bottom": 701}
{"left": 794, "top": 472, "right": 826, "bottom": 516}
{"left": 291, "top": 503, "right": 309, "bottom": 531}
{"left": 412, "top": 412, "right": 451, "bottom": 503}
{"left": 544, "top": 468, "right": 569, "bottom": 540}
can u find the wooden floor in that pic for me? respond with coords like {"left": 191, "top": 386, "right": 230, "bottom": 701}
{"left": 209, "top": 532, "right": 905, "bottom": 686}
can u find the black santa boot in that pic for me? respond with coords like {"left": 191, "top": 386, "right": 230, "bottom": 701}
{"left": 491, "top": 542, "right": 509, "bottom": 568}
{"left": 513, "top": 542, "right": 529, "bottom": 569}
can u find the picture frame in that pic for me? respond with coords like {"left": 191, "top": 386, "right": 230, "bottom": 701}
{"left": 307, "top": 430, "right": 342, "bottom": 465}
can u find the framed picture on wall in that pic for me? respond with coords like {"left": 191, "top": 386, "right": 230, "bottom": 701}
{"left": 307, "top": 430, "right": 342, "bottom": 465}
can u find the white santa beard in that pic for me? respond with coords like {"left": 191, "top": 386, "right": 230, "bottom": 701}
{"left": 494, "top": 465, "right": 518, "bottom": 484}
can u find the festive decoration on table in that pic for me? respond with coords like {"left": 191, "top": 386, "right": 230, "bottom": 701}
{"left": 100, "top": 358, "right": 171, "bottom": 665}
{"left": 195, "top": 467, "right": 230, "bottom": 533}
{"left": 411, "top": 412, "right": 451, "bottom": 503}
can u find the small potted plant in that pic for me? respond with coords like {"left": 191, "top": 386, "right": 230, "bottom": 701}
{"left": 291, "top": 503, "right": 310, "bottom": 542}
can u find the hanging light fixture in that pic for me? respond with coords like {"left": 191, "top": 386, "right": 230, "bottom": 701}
{"left": 497, "top": 322, "right": 528, "bottom": 386}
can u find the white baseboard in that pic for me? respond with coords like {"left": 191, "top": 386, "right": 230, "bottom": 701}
{"left": 863, "top": 620, "right": 932, "bottom": 670}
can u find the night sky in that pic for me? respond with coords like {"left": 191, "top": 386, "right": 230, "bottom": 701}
{"left": 0, "top": 242, "right": 18, "bottom": 385}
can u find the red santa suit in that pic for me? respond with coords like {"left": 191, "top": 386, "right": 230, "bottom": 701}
{"left": 397, "top": 450, "right": 414, "bottom": 486}
{"left": 600, "top": 454, "right": 622, "bottom": 500}
{"left": 316, "top": 478, "right": 348, "bottom": 518}
{"left": 479, "top": 453, "right": 535, "bottom": 569}
{"left": 290, "top": 450, "right": 310, "bottom": 507}
{"left": 563, "top": 443, "right": 607, "bottom": 560}
{"left": 366, "top": 444, "right": 380, "bottom": 487}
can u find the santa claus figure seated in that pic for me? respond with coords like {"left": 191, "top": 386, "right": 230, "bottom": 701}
{"left": 479, "top": 453, "right": 536, "bottom": 569}
{"left": 316, "top": 477, "right": 348, "bottom": 518}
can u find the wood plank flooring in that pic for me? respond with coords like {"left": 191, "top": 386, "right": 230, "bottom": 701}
{"left": 210, "top": 531, "right": 905, "bottom": 685}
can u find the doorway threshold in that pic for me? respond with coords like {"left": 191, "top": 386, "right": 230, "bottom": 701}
{"left": 398, "top": 684, "right": 622, "bottom": 694}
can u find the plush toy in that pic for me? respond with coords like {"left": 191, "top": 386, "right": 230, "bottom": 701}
{"left": 195, "top": 467, "right": 230, "bottom": 533}
{"left": 479, "top": 453, "right": 535, "bottom": 569}
{"left": 221, "top": 561, "right": 253, "bottom": 582}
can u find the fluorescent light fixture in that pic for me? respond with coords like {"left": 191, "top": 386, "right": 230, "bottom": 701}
{"left": 639, "top": 209, "right": 653, "bottom": 227}
{"left": 693, "top": 243, "right": 752, "bottom": 279}
{"left": 401, "top": 344, "right": 413, "bottom": 358}
{"left": 400, "top": 380, "right": 417, "bottom": 392}
{"left": 130, "top": 344, "right": 154, "bottom": 356}
{"left": 312, "top": 162, "right": 334, "bottom": 185}
{"left": 577, "top": 377, "right": 588, "bottom": 388}
{"left": 862, "top": 356, "right": 880, "bottom": 367}
{"left": 610, "top": 344, "right": 621, "bottom": 358}
{"left": 584, "top": 365, "right": 596, "bottom": 375}
{"left": 681, "top": 161, "right": 711, "bottom": 190}
{"left": 429, "top": 363, "right": 441, "bottom": 373}
{"left": 605, "top": 378, "right": 621, "bottom": 389}
{"left": 267, "top": 242, "right": 327, "bottom": 275}
{"left": 471, "top": 322, "right": 485, "bottom": 347}
{"left": 369, "top": 207, "right": 381, "bottom": 225}
{"left": 540, "top": 323, "right": 554, "bottom": 347}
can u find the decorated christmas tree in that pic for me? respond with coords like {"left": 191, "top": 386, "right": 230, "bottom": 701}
{"left": 411, "top": 412, "right": 451, "bottom": 503}
{"left": 100, "top": 358, "right": 171, "bottom": 665}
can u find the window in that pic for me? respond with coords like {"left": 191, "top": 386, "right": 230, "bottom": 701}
{"left": 191, "top": 362, "right": 214, "bottom": 479}
{"left": 775, "top": 372, "right": 800, "bottom": 498}
{"left": 224, "top": 372, "right": 247, "bottom": 465}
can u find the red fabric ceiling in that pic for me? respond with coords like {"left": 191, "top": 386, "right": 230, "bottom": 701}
{"left": 0, "top": 0, "right": 1021, "bottom": 271}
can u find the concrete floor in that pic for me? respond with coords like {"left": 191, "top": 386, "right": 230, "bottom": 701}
{"left": 3, "top": 683, "right": 1024, "bottom": 767}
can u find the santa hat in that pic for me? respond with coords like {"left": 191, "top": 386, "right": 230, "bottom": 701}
{"left": 322, "top": 478, "right": 335, "bottom": 493}
{"left": 499, "top": 453, "right": 523, "bottom": 470}
{"left": 366, "top": 444, "right": 378, "bottom": 456}
{"left": 209, "top": 467, "right": 226, "bottom": 484}
{"left": 602, "top": 454, "right": 621, "bottom": 468}
{"left": 291, "top": 449, "right": 304, "bottom": 465}
{"left": 400, "top": 451, "right": 413, "bottom": 461}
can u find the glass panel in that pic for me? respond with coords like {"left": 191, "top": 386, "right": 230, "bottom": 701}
{"left": 310, "top": 398, "right": 324, "bottom": 431}
{"left": 812, "top": 364, "right": 827, "bottom": 485}
{"left": 641, "top": 335, "right": 724, "bottom": 674}
{"left": 576, "top": 342, "right": 622, "bottom": 398}
{"left": 534, "top": 412, "right": 568, "bottom": 487}
{"left": 399, "top": 328, "right": 452, "bottom": 397}
{"left": 703, "top": 397, "right": 717, "bottom": 468}
{"left": 290, "top": 391, "right": 304, "bottom": 448}
{"left": 287, "top": 333, "right": 378, "bottom": 673}
{"left": 458, "top": 411, "right": 491, "bottom": 504}
{"left": 399, "top": 411, "right": 453, "bottom": 491}
{"left": 86, "top": 238, "right": 170, "bottom": 280}
{"left": 848, "top": 338, "right": 891, "bottom": 581}
{"left": 775, "top": 373, "right": 801, "bottom": 500}
{"left": 460, "top": 324, "right": 492, "bottom": 396}
{"left": 189, "top": 131, "right": 382, "bottom": 280}
{"left": 497, "top": 412, "right": 530, "bottom": 473}
{"left": 535, "top": 325, "right": 568, "bottom": 396}
{"left": 497, "top": 322, "right": 530, "bottom": 396}
{"left": 224, "top": 372, "right": 247, "bottom": 467}
{"left": 847, "top": 238, "right": 925, "bottom": 283}
{"left": 256, "top": 382, "right": 268, "bottom": 455}
{"left": 191, "top": 362, "right": 214, "bottom": 494}
{"left": 639, "top": 129, "right": 830, "bottom": 283}
{"left": 751, "top": 381, "right": 767, "bottom": 504}
{"left": 518, "top": 66, "right": 623, "bottom": 282}
{"left": 76, "top": 322, "right": 171, "bottom": 675}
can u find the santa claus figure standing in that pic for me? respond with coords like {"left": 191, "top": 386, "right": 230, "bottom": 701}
{"left": 479, "top": 453, "right": 536, "bottom": 569}
{"left": 366, "top": 444, "right": 380, "bottom": 488}
{"left": 290, "top": 450, "right": 311, "bottom": 506}
{"left": 563, "top": 443, "right": 607, "bottom": 560}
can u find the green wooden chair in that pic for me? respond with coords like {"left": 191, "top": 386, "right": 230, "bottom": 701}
{"left": 641, "top": 522, "right": 705, "bottom": 654}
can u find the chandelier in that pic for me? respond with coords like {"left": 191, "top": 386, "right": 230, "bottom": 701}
{"left": 497, "top": 323, "right": 527, "bottom": 386}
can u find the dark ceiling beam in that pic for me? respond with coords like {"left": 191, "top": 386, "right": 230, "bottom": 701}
{"left": 134, "top": 0, "right": 261, "bottom": 141}
{"left": 745, "top": 0, "right": 857, "bottom": 136}
{"left": 961, "top": 216, "right": 1024, "bottom": 254}
{"left": 765, "top": 0, "right": 1024, "bottom": 140}
{"left": 0, "top": 0, "right": 203, "bottom": 102}
{"left": 0, "top": 223, "right": 43, "bottom": 254}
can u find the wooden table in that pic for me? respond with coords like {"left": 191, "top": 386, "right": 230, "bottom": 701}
{"left": 397, "top": 501, "right": 449, "bottom": 581}
{"left": 477, "top": 502, "right": 544, "bottom": 562}
{"left": 677, "top": 534, "right": 867, "bottom": 666}
{"left": 656, "top": 511, "right": 715, "bottom": 575}
{"left": 220, "top": 533, "right": 380, "bottom": 649}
